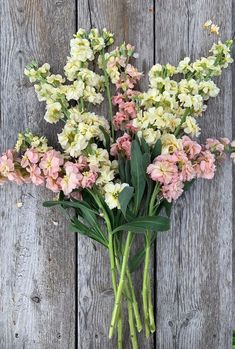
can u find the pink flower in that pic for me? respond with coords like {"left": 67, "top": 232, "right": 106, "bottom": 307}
{"left": 8, "top": 169, "right": 30, "bottom": 185}
{"left": 206, "top": 138, "right": 224, "bottom": 153}
{"left": 110, "top": 133, "right": 132, "bottom": 159}
{"left": 125, "top": 64, "right": 142, "bottom": 81}
{"left": 147, "top": 155, "right": 178, "bottom": 184}
{"left": 112, "top": 94, "right": 125, "bottom": 106}
{"left": 75, "top": 156, "right": 88, "bottom": 171}
{"left": 46, "top": 177, "right": 61, "bottom": 193}
{"left": 81, "top": 171, "right": 97, "bottom": 188}
{"left": 21, "top": 148, "right": 40, "bottom": 168}
{"left": 182, "top": 136, "right": 201, "bottom": 160}
{"left": 195, "top": 150, "right": 216, "bottom": 179}
{"left": 162, "top": 181, "right": 184, "bottom": 202}
{"left": 39, "top": 149, "right": 63, "bottom": 179}
{"left": 59, "top": 161, "right": 83, "bottom": 195}
{"left": 59, "top": 173, "right": 81, "bottom": 195}
{"left": 27, "top": 165, "right": 44, "bottom": 185}
{"left": 0, "top": 150, "right": 15, "bottom": 177}
{"left": 174, "top": 150, "right": 196, "bottom": 182}
{"left": 121, "top": 101, "right": 136, "bottom": 119}
{"left": 113, "top": 112, "right": 128, "bottom": 130}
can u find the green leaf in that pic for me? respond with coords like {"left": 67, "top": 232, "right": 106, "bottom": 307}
{"left": 184, "top": 179, "right": 196, "bottom": 191}
{"left": 118, "top": 186, "right": 134, "bottom": 216}
{"left": 125, "top": 160, "right": 131, "bottom": 184}
{"left": 112, "top": 215, "right": 170, "bottom": 234}
{"left": 118, "top": 156, "right": 126, "bottom": 182}
{"left": 151, "top": 139, "right": 162, "bottom": 160}
{"left": 141, "top": 137, "right": 150, "bottom": 154}
{"left": 130, "top": 140, "right": 146, "bottom": 213}
{"left": 163, "top": 200, "right": 173, "bottom": 217}
{"left": 70, "top": 219, "right": 108, "bottom": 247}
{"left": 43, "top": 200, "right": 99, "bottom": 215}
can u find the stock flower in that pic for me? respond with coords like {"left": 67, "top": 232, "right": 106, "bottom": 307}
{"left": 81, "top": 170, "right": 97, "bottom": 188}
{"left": 46, "top": 177, "right": 61, "bottom": 193}
{"left": 104, "top": 182, "right": 129, "bottom": 209}
{"left": 65, "top": 80, "right": 84, "bottom": 100}
{"left": 162, "top": 180, "right": 184, "bottom": 202}
{"left": 0, "top": 150, "right": 15, "bottom": 177}
{"left": 59, "top": 161, "right": 82, "bottom": 195}
{"left": 147, "top": 155, "right": 178, "bottom": 184}
{"left": 44, "top": 102, "right": 64, "bottom": 124}
{"left": 21, "top": 148, "right": 40, "bottom": 167}
{"left": 195, "top": 150, "right": 216, "bottom": 179}
{"left": 70, "top": 37, "right": 94, "bottom": 62}
{"left": 182, "top": 116, "right": 201, "bottom": 137}
{"left": 27, "top": 164, "right": 44, "bottom": 185}
{"left": 39, "top": 150, "right": 64, "bottom": 178}
{"left": 110, "top": 133, "right": 132, "bottom": 159}
{"left": 182, "top": 136, "right": 201, "bottom": 159}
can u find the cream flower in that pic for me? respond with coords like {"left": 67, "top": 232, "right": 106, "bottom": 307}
{"left": 65, "top": 80, "right": 84, "bottom": 101}
{"left": 182, "top": 116, "right": 201, "bottom": 137}
{"left": 104, "top": 182, "right": 129, "bottom": 210}
{"left": 161, "top": 134, "right": 182, "bottom": 154}
{"left": 44, "top": 102, "right": 63, "bottom": 124}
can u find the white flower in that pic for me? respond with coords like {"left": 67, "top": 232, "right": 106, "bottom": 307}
{"left": 65, "top": 80, "right": 84, "bottom": 101}
{"left": 44, "top": 102, "right": 63, "bottom": 124}
{"left": 104, "top": 182, "right": 129, "bottom": 210}
{"left": 70, "top": 37, "right": 94, "bottom": 62}
{"left": 161, "top": 134, "right": 182, "bottom": 154}
{"left": 182, "top": 116, "right": 201, "bottom": 137}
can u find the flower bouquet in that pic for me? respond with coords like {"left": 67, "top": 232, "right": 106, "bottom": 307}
{"left": 0, "top": 27, "right": 234, "bottom": 348}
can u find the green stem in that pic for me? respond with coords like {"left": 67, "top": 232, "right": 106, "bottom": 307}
{"left": 109, "top": 231, "right": 133, "bottom": 338}
{"left": 126, "top": 267, "right": 143, "bottom": 332}
{"left": 108, "top": 231, "right": 123, "bottom": 347}
{"left": 126, "top": 284, "right": 139, "bottom": 349}
{"left": 142, "top": 232, "right": 151, "bottom": 337}
{"left": 101, "top": 49, "right": 114, "bottom": 139}
{"left": 109, "top": 233, "right": 117, "bottom": 296}
{"left": 147, "top": 273, "right": 155, "bottom": 333}
{"left": 117, "top": 310, "right": 123, "bottom": 349}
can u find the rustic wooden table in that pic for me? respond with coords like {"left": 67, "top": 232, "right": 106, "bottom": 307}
{"left": 0, "top": 1, "right": 234, "bottom": 348}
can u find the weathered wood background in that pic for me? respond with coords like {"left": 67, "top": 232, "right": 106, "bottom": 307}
{"left": 0, "top": 0, "right": 234, "bottom": 348}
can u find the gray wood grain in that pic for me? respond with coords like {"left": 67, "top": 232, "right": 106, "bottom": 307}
{"left": 76, "top": 1, "right": 154, "bottom": 348}
{"left": 155, "top": 1, "right": 233, "bottom": 348}
{"left": 0, "top": 1, "right": 76, "bottom": 348}
{"left": 232, "top": 0, "right": 235, "bottom": 333}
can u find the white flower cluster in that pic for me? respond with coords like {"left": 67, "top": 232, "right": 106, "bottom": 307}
{"left": 134, "top": 40, "right": 233, "bottom": 146}
{"left": 86, "top": 144, "right": 118, "bottom": 186}
{"left": 15, "top": 129, "right": 50, "bottom": 153}
{"left": 58, "top": 107, "right": 109, "bottom": 157}
{"left": 24, "top": 28, "right": 114, "bottom": 124}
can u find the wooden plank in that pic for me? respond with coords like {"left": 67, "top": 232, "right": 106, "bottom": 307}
{"left": 0, "top": 1, "right": 76, "bottom": 348}
{"left": 155, "top": 1, "right": 233, "bottom": 348}
{"left": 232, "top": 0, "right": 235, "bottom": 333}
{"left": 76, "top": 1, "right": 154, "bottom": 348}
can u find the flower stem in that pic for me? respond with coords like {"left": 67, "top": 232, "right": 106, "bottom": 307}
{"left": 147, "top": 273, "right": 155, "bottom": 333}
{"left": 109, "top": 231, "right": 133, "bottom": 338}
{"left": 126, "top": 283, "right": 139, "bottom": 349}
{"left": 142, "top": 232, "right": 151, "bottom": 337}
{"left": 101, "top": 49, "right": 114, "bottom": 139}
{"left": 126, "top": 267, "right": 143, "bottom": 332}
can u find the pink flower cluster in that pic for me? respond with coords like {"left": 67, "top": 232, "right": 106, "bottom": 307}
{"left": 205, "top": 137, "right": 230, "bottom": 161}
{"left": 147, "top": 136, "right": 220, "bottom": 202}
{"left": 110, "top": 133, "right": 132, "bottom": 159}
{"left": 0, "top": 148, "right": 97, "bottom": 196}
{"left": 112, "top": 90, "right": 139, "bottom": 131}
